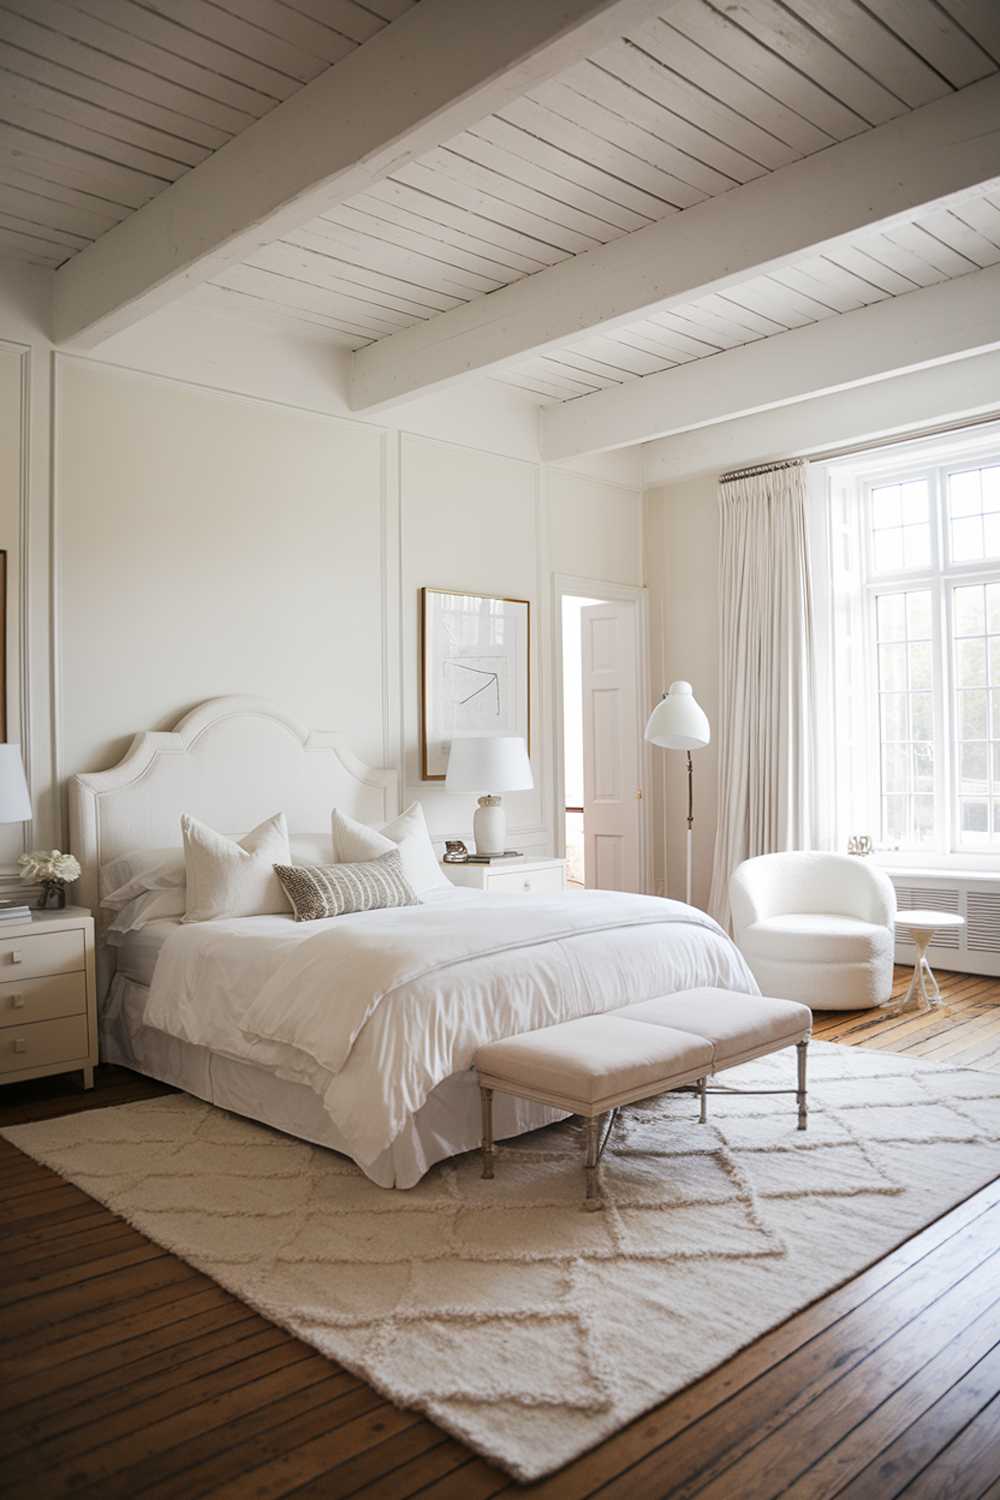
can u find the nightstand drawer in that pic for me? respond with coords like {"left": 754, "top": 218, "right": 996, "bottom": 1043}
{"left": 0, "top": 973, "right": 87, "bottom": 1028}
{"left": 487, "top": 865, "right": 565, "bottom": 896}
{"left": 0, "top": 929, "right": 85, "bottom": 981}
{"left": 0, "top": 1015, "right": 89, "bottom": 1075}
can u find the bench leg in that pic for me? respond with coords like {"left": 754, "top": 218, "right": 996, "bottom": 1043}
{"left": 584, "top": 1114, "right": 601, "bottom": 1210}
{"left": 698, "top": 1076, "right": 708, "bottom": 1124}
{"left": 797, "top": 1040, "right": 808, "bottom": 1131}
{"left": 480, "top": 1086, "right": 495, "bottom": 1179}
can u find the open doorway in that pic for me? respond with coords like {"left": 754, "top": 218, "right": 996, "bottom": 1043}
{"left": 560, "top": 586, "right": 646, "bottom": 892}
{"left": 562, "top": 595, "right": 606, "bottom": 886}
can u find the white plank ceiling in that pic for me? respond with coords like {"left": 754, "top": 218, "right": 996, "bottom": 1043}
{"left": 0, "top": 0, "right": 416, "bottom": 268}
{"left": 193, "top": 0, "right": 1000, "bottom": 357}
{"left": 496, "top": 181, "right": 1000, "bottom": 402}
{"left": 3, "top": 0, "right": 1000, "bottom": 403}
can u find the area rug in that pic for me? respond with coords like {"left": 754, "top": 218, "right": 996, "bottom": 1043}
{"left": 5, "top": 1041, "right": 1000, "bottom": 1482}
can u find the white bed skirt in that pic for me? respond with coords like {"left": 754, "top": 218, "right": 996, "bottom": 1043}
{"left": 101, "top": 974, "right": 567, "bottom": 1189}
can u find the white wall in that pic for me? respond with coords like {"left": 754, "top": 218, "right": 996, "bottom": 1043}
{"left": 400, "top": 435, "right": 548, "bottom": 845}
{"left": 0, "top": 345, "right": 25, "bottom": 873}
{"left": 546, "top": 466, "right": 643, "bottom": 588}
{"left": 57, "top": 361, "right": 388, "bottom": 777}
{"left": 0, "top": 261, "right": 644, "bottom": 873}
{"left": 645, "top": 476, "right": 718, "bottom": 906}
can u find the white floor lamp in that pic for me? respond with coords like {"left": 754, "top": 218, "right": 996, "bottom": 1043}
{"left": 644, "top": 681, "right": 711, "bottom": 906}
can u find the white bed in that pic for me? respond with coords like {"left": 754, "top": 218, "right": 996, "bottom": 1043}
{"left": 71, "top": 697, "right": 757, "bottom": 1187}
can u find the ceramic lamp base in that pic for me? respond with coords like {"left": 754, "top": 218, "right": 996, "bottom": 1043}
{"left": 473, "top": 795, "right": 506, "bottom": 856}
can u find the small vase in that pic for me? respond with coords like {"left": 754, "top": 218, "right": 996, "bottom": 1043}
{"left": 38, "top": 880, "right": 67, "bottom": 912}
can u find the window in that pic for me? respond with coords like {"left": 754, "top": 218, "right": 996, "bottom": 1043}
{"left": 823, "top": 430, "right": 1000, "bottom": 864}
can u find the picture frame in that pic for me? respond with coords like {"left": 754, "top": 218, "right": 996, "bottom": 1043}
{"left": 420, "top": 587, "right": 530, "bottom": 781}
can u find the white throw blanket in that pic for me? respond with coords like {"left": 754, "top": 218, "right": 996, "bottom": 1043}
{"left": 144, "top": 890, "right": 756, "bottom": 1166}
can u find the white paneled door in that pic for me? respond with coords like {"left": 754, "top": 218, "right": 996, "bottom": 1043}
{"left": 581, "top": 600, "right": 641, "bottom": 891}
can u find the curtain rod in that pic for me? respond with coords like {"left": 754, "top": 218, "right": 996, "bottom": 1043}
{"left": 718, "top": 457, "right": 803, "bottom": 484}
{"left": 718, "top": 410, "right": 1000, "bottom": 484}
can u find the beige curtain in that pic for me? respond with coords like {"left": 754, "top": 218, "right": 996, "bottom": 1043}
{"left": 707, "top": 462, "right": 818, "bottom": 928}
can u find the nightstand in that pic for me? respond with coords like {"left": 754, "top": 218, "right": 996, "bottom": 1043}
{"left": 441, "top": 857, "right": 566, "bottom": 896}
{"left": 0, "top": 906, "right": 97, "bottom": 1090}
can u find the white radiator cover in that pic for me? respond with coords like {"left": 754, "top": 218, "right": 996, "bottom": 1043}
{"left": 891, "top": 875, "right": 1000, "bottom": 977}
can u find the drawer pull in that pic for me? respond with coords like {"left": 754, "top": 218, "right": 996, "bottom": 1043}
{"left": 13, "top": 1038, "right": 26, "bottom": 1054}
{"left": 523, "top": 880, "right": 533, "bottom": 891}
{"left": 10, "top": 994, "right": 23, "bottom": 1009}
{"left": 9, "top": 948, "right": 22, "bottom": 965}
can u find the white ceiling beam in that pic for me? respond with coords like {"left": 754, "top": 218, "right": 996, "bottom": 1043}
{"left": 350, "top": 75, "right": 1000, "bottom": 412}
{"left": 640, "top": 351, "right": 1000, "bottom": 488}
{"left": 52, "top": 0, "right": 669, "bottom": 349}
{"left": 538, "top": 263, "right": 1000, "bottom": 459}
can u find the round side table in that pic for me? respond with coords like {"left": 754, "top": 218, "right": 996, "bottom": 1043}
{"left": 887, "top": 910, "right": 965, "bottom": 1015}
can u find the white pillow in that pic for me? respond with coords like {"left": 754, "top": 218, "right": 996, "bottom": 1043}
{"left": 106, "top": 887, "right": 186, "bottom": 945}
{"left": 181, "top": 812, "right": 291, "bottom": 923}
{"left": 331, "top": 802, "right": 451, "bottom": 899}
{"left": 101, "top": 849, "right": 185, "bottom": 909}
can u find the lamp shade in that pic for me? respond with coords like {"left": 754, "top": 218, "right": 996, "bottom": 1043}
{"left": 644, "top": 681, "right": 710, "bottom": 750}
{"left": 0, "top": 745, "right": 32, "bottom": 823}
{"left": 445, "top": 735, "right": 534, "bottom": 794}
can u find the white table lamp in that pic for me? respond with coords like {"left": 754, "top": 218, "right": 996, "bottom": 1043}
{"left": 0, "top": 745, "right": 32, "bottom": 825}
{"left": 644, "top": 681, "right": 710, "bottom": 906}
{"left": 445, "top": 735, "right": 533, "bottom": 856}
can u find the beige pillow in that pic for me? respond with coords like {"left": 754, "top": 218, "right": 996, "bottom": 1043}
{"left": 181, "top": 812, "right": 291, "bottom": 923}
{"left": 331, "top": 802, "right": 450, "bottom": 898}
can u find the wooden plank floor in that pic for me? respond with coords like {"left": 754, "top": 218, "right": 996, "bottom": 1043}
{"left": 1, "top": 966, "right": 998, "bottom": 1499}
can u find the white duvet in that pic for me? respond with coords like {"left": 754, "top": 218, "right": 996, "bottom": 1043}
{"left": 143, "top": 888, "right": 757, "bottom": 1167}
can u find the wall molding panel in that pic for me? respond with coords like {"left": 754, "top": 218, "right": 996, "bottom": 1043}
{"left": 0, "top": 342, "right": 643, "bottom": 879}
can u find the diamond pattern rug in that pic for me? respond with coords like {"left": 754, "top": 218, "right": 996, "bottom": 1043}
{"left": 5, "top": 1041, "right": 1000, "bottom": 1481}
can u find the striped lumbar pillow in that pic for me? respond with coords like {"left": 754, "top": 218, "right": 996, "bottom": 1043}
{"left": 273, "top": 848, "right": 419, "bottom": 921}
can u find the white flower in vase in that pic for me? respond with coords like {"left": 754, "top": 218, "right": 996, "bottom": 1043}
{"left": 18, "top": 849, "right": 81, "bottom": 910}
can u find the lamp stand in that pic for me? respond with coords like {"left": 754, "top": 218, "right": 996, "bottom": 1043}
{"left": 473, "top": 794, "right": 505, "bottom": 856}
{"left": 686, "top": 750, "right": 694, "bottom": 907}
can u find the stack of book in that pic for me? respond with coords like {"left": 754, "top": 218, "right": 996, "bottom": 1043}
{"left": 0, "top": 898, "right": 32, "bottom": 925}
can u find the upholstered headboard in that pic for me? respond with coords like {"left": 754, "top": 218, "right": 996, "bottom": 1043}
{"left": 69, "top": 696, "right": 398, "bottom": 918}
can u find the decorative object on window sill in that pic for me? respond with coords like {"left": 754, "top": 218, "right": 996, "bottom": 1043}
{"left": 18, "top": 850, "right": 81, "bottom": 911}
{"left": 847, "top": 834, "right": 874, "bottom": 856}
{"left": 443, "top": 839, "right": 470, "bottom": 863}
{"left": 644, "top": 681, "right": 711, "bottom": 906}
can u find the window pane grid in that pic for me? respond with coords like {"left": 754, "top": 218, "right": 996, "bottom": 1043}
{"left": 947, "top": 465, "right": 1000, "bottom": 564}
{"left": 953, "top": 579, "right": 1000, "bottom": 848}
{"left": 875, "top": 587, "right": 934, "bottom": 848}
{"left": 858, "top": 450, "right": 1000, "bottom": 859}
{"left": 870, "top": 479, "right": 930, "bottom": 576}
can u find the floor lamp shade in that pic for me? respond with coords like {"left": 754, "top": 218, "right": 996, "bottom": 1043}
{"left": 644, "top": 681, "right": 710, "bottom": 751}
{"left": 445, "top": 736, "right": 533, "bottom": 856}
{"left": 644, "top": 683, "right": 710, "bottom": 907}
{"left": 0, "top": 745, "right": 32, "bottom": 823}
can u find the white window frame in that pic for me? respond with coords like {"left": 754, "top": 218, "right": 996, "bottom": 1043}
{"left": 816, "top": 420, "right": 1000, "bottom": 873}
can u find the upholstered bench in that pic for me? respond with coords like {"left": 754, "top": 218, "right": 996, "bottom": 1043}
{"left": 475, "top": 988, "right": 811, "bottom": 1207}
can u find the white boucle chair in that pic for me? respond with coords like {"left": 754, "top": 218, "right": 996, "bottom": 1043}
{"left": 730, "top": 852, "right": 896, "bottom": 1010}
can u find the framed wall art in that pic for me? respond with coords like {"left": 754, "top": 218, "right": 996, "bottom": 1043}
{"left": 420, "top": 587, "right": 530, "bottom": 781}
